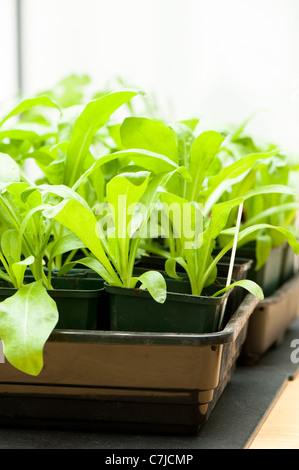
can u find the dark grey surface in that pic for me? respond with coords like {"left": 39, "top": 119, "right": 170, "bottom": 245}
{"left": 1, "top": 318, "right": 298, "bottom": 449}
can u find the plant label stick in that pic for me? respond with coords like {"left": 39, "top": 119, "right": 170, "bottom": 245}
{"left": 218, "top": 202, "right": 244, "bottom": 330}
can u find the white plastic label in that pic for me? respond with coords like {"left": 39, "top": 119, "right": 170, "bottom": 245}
{"left": 218, "top": 202, "right": 244, "bottom": 330}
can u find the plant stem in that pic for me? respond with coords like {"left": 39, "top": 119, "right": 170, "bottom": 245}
{"left": 0, "top": 195, "right": 35, "bottom": 256}
{"left": 0, "top": 253, "right": 16, "bottom": 287}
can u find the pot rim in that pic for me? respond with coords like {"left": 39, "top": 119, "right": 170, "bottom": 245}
{"left": 104, "top": 280, "right": 232, "bottom": 305}
{"left": 50, "top": 292, "right": 259, "bottom": 346}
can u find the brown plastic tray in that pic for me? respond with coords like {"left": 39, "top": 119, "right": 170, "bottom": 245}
{"left": 241, "top": 274, "right": 299, "bottom": 363}
{"left": 0, "top": 294, "right": 259, "bottom": 434}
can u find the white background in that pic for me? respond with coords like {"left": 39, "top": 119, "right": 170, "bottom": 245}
{"left": 1, "top": 0, "right": 299, "bottom": 158}
{"left": 0, "top": 0, "right": 18, "bottom": 103}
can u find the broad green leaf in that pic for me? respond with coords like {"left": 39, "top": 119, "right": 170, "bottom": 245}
{"left": 0, "top": 280, "right": 58, "bottom": 375}
{"left": 159, "top": 190, "right": 203, "bottom": 247}
{"left": 23, "top": 183, "right": 90, "bottom": 210}
{"left": 4, "top": 183, "right": 44, "bottom": 249}
{"left": 221, "top": 223, "right": 299, "bottom": 254}
{"left": 0, "top": 129, "right": 41, "bottom": 145}
{"left": 7, "top": 182, "right": 41, "bottom": 209}
{"left": 19, "top": 203, "right": 50, "bottom": 243}
{"left": 13, "top": 123, "right": 57, "bottom": 140}
{"left": 48, "top": 198, "right": 118, "bottom": 283}
{"left": 203, "top": 149, "right": 280, "bottom": 212}
{"left": 120, "top": 117, "right": 179, "bottom": 164}
{"left": 24, "top": 147, "right": 56, "bottom": 168}
{"left": 159, "top": 190, "right": 205, "bottom": 290}
{"left": 73, "top": 149, "right": 190, "bottom": 191}
{"left": 58, "top": 256, "right": 120, "bottom": 285}
{"left": 255, "top": 234, "right": 272, "bottom": 270}
{"left": 212, "top": 279, "right": 264, "bottom": 300}
{"left": 179, "top": 118, "right": 199, "bottom": 131}
{"left": 168, "top": 256, "right": 189, "bottom": 273}
{"left": 208, "top": 198, "right": 244, "bottom": 240}
{"left": 1, "top": 229, "right": 21, "bottom": 263}
{"left": 138, "top": 270, "right": 167, "bottom": 303}
{"left": 0, "top": 153, "right": 20, "bottom": 183}
{"left": 42, "top": 159, "right": 65, "bottom": 185}
{"left": 230, "top": 111, "right": 263, "bottom": 142}
{"left": 85, "top": 160, "right": 106, "bottom": 203}
{"left": 49, "top": 233, "right": 86, "bottom": 262}
{"left": 0, "top": 142, "right": 19, "bottom": 160}
{"left": 169, "top": 122, "right": 195, "bottom": 168}
{"left": 185, "top": 130, "right": 225, "bottom": 201}
{"left": 165, "top": 257, "right": 183, "bottom": 280}
{"left": 106, "top": 172, "right": 150, "bottom": 278}
{"left": 242, "top": 201, "right": 299, "bottom": 228}
{"left": 243, "top": 184, "right": 299, "bottom": 201}
{"left": 12, "top": 255, "right": 35, "bottom": 288}
{"left": 127, "top": 168, "right": 192, "bottom": 278}
{"left": 107, "top": 123, "right": 122, "bottom": 149}
{"left": 0, "top": 268, "right": 12, "bottom": 284}
{"left": 0, "top": 96, "right": 60, "bottom": 128}
{"left": 57, "top": 104, "right": 84, "bottom": 142}
{"left": 194, "top": 198, "right": 244, "bottom": 290}
{"left": 203, "top": 223, "right": 299, "bottom": 289}
{"left": 64, "top": 90, "right": 138, "bottom": 187}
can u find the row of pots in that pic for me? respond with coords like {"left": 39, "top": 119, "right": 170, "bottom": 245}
{"left": 12, "top": 255, "right": 251, "bottom": 334}
{"left": 1, "top": 241, "right": 294, "bottom": 341}
{"left": 0, "top": 242, "right": 298, "bottom": 434}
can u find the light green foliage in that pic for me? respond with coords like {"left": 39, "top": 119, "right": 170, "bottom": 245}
{"left": 0, "top": 280, "right": 58, "bottom": 376}
{"left": 0, "top": 76, "right": 298, "bottom": 376}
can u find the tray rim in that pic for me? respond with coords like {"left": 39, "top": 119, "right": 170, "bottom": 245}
{"left": 49, "top": 293, "right": 260, "bottom": 347}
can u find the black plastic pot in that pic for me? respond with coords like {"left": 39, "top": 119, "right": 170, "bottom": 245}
{"left": 0, "top": 276, "right": 105, "bottom": 330}
{"left": 51, "top": 267, "right": 98, "bottom": 279}
{"left": 215, "top": 242, "right": 286, "bottom": 298}
{"left": 133, "top": 256, "right": 252, "bottom": 319}
{"left": 216, "top": 256, "right": 253, "bottom": 281}
{"left": 137, "top": 254, "right": 252, "bottom": 278}
{"left": 105, "top": 278, "right": 232, "bottom": 334}
{"left": 50, "top": 277, "right": 106, "bottom": 330}
{"left": 137, "top": 254, "right": 168, "bottom": 270}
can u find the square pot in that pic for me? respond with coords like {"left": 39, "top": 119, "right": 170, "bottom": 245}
{"left": 0, "top": 276, "right": 105, "bottom": 330}
{"left": 215, "top": 242, "right": 286, "bottom": 298}
{"left": 134, "top": 256, "right": 253, "bottom": 320}
{"left": 0, "top": 293, "right": 259, "bottom": 434}
{"left": 105, "top": 278, "right": 232, "bottom": 334}
{"left": 137, "top": 253, "right": 168, "bottom": 270}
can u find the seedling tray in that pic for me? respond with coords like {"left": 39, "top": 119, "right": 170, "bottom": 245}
{"left": 0, "top": 293, "right": 259, "bottom": 434}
